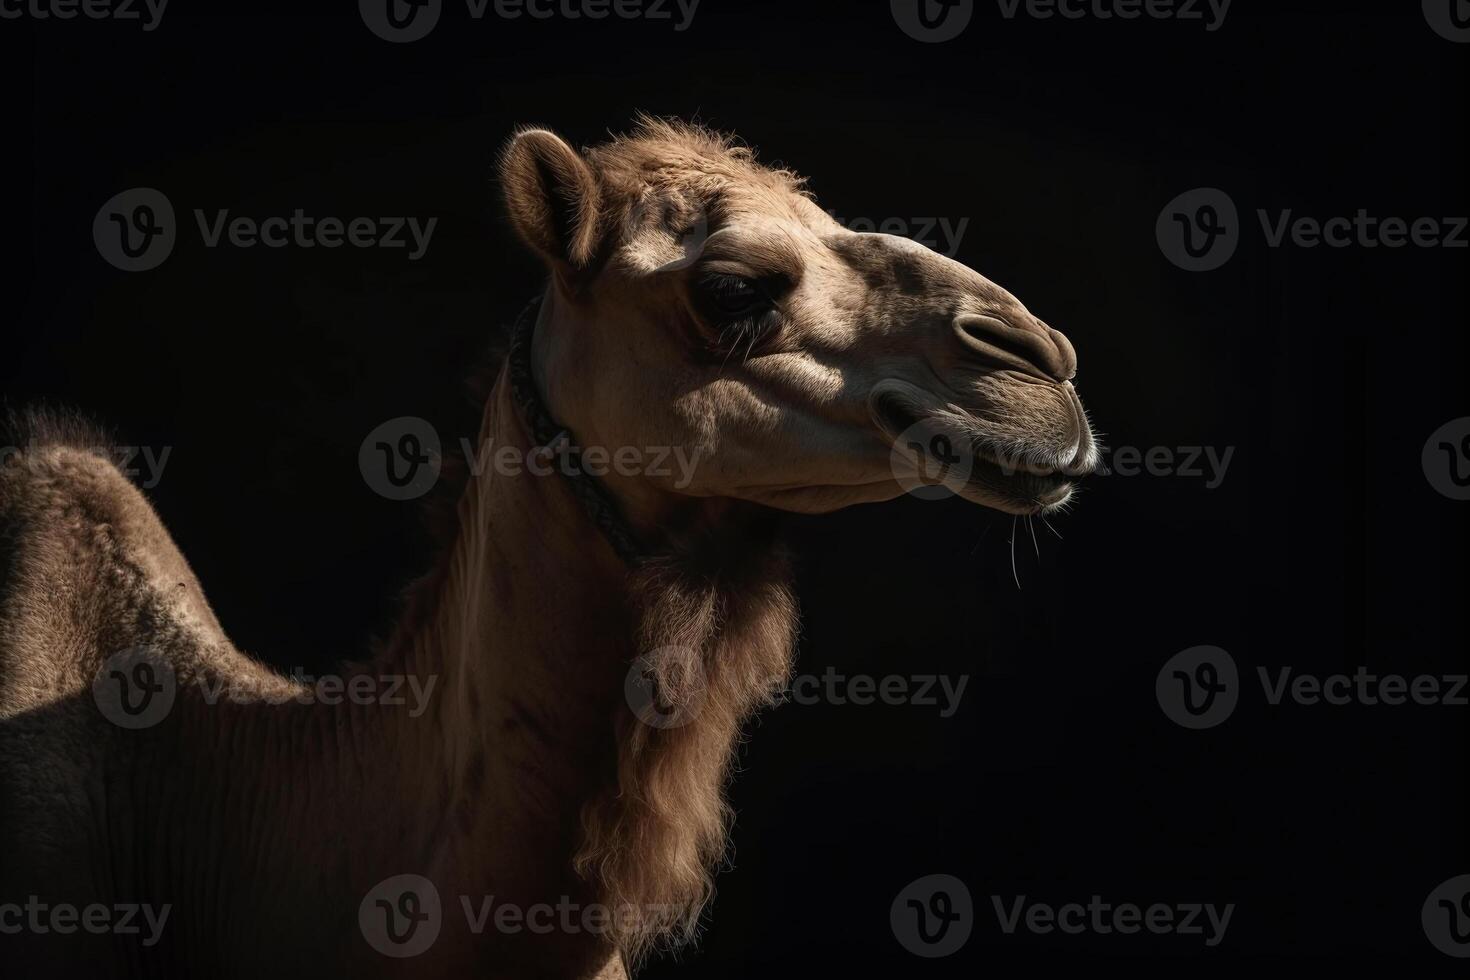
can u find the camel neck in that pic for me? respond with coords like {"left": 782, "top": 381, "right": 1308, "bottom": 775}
{"left": 366, "top": 356, "right": 797, "bottom": 970}
{"left": 507, "top": 291, "right": 646, "bottom": 565}
{"left": 361, "top": 370, "right": 636, "bottom": 971}
{"left": 416, "top": 369, "right": 635, "bottom": 845}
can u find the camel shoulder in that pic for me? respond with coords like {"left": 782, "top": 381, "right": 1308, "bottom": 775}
{"left": 0, "top": 405, "right": 168, "bottom": 568}
{"left": 1, "top": 404, "right": 144, "bottom": 521}
{"left": 0, "top": 407, "right": 232, "bottom": 713}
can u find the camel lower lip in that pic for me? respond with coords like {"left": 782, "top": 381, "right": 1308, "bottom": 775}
{"left": 971, "top": 452, "right": 1074, "bottom": 507}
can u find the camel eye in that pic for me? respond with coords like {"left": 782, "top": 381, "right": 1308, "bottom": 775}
{"left": 699, "top": 274, "right": 770, "bottom": 320}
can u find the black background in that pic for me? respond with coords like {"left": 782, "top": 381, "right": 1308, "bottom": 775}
{"left": 3, "top": 0, "right": 1467, "bottom": 973}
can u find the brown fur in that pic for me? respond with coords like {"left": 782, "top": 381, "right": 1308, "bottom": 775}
{"left": 577, "top": 544, "right": 797, "bottom": 962}
{"left": 0, "top": 118, "right": 1097, "bottom": 978}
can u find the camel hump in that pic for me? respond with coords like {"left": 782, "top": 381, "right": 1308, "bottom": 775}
{"left": 0, "top": 406, "right": 231, "bottom": 716}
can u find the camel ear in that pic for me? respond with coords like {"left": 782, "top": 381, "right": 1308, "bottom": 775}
{"left": 501, "top": 128, "right": 602, "bottom": 272}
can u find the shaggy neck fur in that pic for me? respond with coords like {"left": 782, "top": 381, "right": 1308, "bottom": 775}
{"left": 378, "top": 357, "right": 797, "bottom": 967}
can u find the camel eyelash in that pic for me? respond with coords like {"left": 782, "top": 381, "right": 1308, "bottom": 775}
{"left": 699, "top": 272, "right": 768, "bottom": 305}
{"left": 714, "top": 311, "right": 780, "bottom": 360}
{"left": 685, "top": 267, "right": 797, "bottom": 367}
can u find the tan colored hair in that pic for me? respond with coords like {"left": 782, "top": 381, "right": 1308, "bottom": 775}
{"left": 576, "top": 543, "right": 797, "bottom": 963}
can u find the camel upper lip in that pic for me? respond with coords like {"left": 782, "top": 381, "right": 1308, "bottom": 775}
{"left": 973, "top": 442, "right": 1101, "bottom": 481}
{"left": 870, "top": 386, "right": 1097, "bottom": 478}
{"left": 869, "top": 380, "right": 1096, "bottom": 513}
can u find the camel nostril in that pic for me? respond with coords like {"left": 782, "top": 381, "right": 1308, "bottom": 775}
{"left": 1048, "top": 327, "right": 1078, "bottom": 381}
{"left": 953, "top": 314, "right": 1069, "bottom": 382}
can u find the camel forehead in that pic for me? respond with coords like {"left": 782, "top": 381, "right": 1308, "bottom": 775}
{"left": 590, "top": 121, "right": 979, "bottom": 301}
{"left": 590, "top": 121, "right": 826, "bottom": 233}
{"left": 590, "top": 120, "right": 803, "bottom": 195}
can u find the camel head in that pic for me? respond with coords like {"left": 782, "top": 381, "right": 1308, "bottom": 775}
{"left": 500, "top": 119, "right": 1099, "bottom": 528}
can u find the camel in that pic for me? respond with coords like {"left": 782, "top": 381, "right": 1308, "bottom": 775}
{"left": 0, "top": 118, "right": 1098, "bottom": 978}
